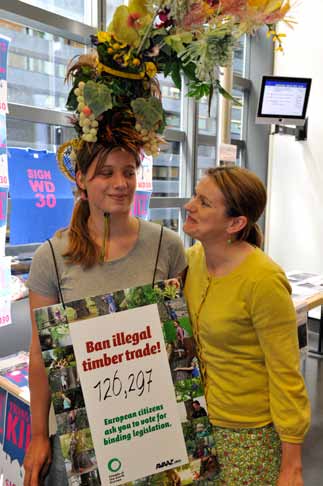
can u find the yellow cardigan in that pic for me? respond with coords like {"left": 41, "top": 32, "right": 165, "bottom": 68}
{"left": 184, "top": 242, "right": 310, "bottom": 443}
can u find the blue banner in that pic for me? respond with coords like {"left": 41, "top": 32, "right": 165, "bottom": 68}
{"left": 0, "top": 36, "right": 10, "bottom": 82}
{"left": 3, "top": 393, "right": 31, "bottom": 466}
{"left": 0, "top": 387, "right": 6, "bottom": 444}
{"left": 8, "top": 148, "right": 74, "bottom": 244}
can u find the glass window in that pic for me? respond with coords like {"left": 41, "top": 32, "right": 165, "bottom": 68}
{"left": 231, "top": 88, "right": 244, "bottom": 140}
{"left": 198, "top": 94, "right": 217, "bottom": 135}
{"left": 106, "top": 0, "right": 127, "bottom": 25}
{"left": 235, "top": 146, "right": 243, "bottom": 167}
{"left": 196, "top": 144, "right": 216, "bottom": 181}
{"left": 7, "top": 118, "right": 75, "bottom": 152}
{"left": 149, "top": 208, "right": 180, "bottom": 232}
{"left": 18, "top": 0, "right": 96, "bottom": 26}
{"left": 1, "top": 19, "right": 86, "bottom": 110}
{"left": 152, "top": 141, "right": 180, "bottom": 197}
{"left": 157, "top": 74, "right": 181, "bottom": 129}
{"left": 233, "top": 36, "right": 246, "bottom": 77}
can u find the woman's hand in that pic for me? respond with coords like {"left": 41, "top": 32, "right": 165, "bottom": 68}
{"left": 23, "top": 435, "right": 51, "bottom": 486}
{"left": 277, "top": 442, "right": 303, "bottom": 486}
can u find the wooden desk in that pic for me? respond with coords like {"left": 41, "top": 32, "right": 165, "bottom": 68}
{"left": 293, "top": 292, "right": 323, "bottom": 357}
{"left": 305, "top": 293, "right": 323, "bottom": 311}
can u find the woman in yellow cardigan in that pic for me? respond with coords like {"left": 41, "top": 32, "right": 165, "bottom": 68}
{"left": 183, "top": 166, "right": 310, "bottom": 486}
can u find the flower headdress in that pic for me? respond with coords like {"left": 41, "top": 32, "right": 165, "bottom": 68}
{"left": 58, "top": 0, "right": 293, "bottom": 181}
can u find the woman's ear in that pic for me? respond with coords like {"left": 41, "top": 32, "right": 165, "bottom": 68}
{"left": 75, "top": 170, "right": 86, "bottom": 191}
{"left": 227, "top": 215, "right": 248, "bottom": 235}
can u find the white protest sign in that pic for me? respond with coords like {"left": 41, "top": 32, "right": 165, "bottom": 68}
{"left": 219, "top": 143, "right": 237, "bottom": 164}
{"left": 0, "top": 152, "right": 9, "bottom": 188}
{"left": 0, "top": 80, "right": 8, "bottom": 114}
{"left": 137, "top": 153, "right": 153, "bottom": 192}
{"left": 0, "top": 297, "right": 11, "bottom": 327}
{"left": 0, "top": 256, "right": 11, "bottom": 327}
{"left": 69, "top": 304, "right": 188, "bottom": 486}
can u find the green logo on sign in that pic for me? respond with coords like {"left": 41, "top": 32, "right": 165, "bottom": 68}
{"left": 107, "top": 458, "right": 122, "bottom": 473}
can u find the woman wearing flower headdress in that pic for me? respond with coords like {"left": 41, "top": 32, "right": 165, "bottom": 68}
{"left": 183, "top": 166, "right": 310, "bottom": 486}
{"left": 24, "top": 132, "right": 186, "bottom": 486}
{"left": 23, "top": 41, "right": 186, "bottom": 486}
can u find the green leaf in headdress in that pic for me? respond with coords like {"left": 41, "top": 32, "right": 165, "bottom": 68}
{"left": 164, "top": 32, "right": 193, "bottom": 54}
{"left": 83, "top": 81, "right": 113, "bottom": 118}
{"left": 131, "top": 97, "right": 164, "bottom": 130}
{"left": 215, "top": 80, "right": 242, "bottom": 106}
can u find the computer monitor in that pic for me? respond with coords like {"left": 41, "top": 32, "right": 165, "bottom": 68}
{"left": 256, "top": 76, "right": 312, "bottom": 126}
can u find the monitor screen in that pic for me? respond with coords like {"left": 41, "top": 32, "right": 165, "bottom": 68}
{"left": 256, "top": 76, "right": 312, "bottom": 126}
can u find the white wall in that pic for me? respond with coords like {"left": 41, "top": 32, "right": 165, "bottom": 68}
{"left": 266, "top": 0, "right": 323, "bottom": 273}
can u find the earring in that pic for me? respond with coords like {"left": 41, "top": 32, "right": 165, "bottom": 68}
{"left": 227, "top": 238, "right": 232, "bottom": 245}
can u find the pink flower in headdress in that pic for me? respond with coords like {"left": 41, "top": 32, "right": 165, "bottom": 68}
{"left": 205, "top": 0, "right": 220, "bottom": 7}
{"left": 220, "top": 0, "right": 247, "bottom": 16}
{"left": 183, "top": 2, "right": 210, "bottom": 30}
{"left": 156, "top": 8, "right": 172, "bottom": 29}
{"left": 159, "top": 10, "right": 169, "bottom": 23}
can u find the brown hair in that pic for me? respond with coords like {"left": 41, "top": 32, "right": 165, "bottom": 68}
{"left": 206, "top": 166, "right": 267, "bottom": 248}
{"left": 58, "top": 143, "right": 141, "bottom": 268}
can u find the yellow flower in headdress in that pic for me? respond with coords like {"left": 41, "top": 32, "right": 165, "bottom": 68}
{"left": 97, "top": 31, "right": 112, "bottom": 43}
{"left": 108, "top": 0, "right": 152, "bottom": 47}
{"left": 248, "top": 0, "right": 279, "bottom": 9}
{"left": 247, "top": 0, "right": 291, "bottom": 17}
{"left": 243, "top": 0, "right": 293, "bottom": 34}
{"left": 145, "top": 62, "right": 157, "bottom": 78}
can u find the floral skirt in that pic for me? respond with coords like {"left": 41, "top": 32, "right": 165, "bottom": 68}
{"left": 211, "top": 424, "right": 281, "bottom": 486}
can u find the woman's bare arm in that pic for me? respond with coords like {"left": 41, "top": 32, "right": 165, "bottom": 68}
{"left": 24, "top": 290, "right": 58, "bottom": 486}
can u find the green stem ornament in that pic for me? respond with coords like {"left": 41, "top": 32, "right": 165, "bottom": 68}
{"left": 100, "top": 212, "right": 110, "bottom": 264}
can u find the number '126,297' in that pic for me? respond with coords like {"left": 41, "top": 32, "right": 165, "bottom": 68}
{"left": 93, "top": 369, "right": 152, "bottom": 401}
